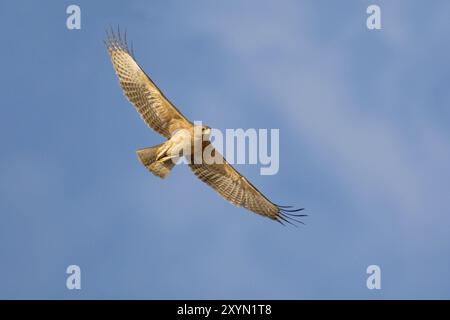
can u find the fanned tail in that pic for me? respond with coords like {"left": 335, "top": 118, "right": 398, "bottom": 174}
{"left": 136, "top": 143, "right": 175, "bottom": 179}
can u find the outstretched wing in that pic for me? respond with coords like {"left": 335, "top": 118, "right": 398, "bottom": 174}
{"left": 104, "top": 29, "right": 192, "bottom": 138}
{"left": 189, "top": 143, "right": 305, "bottom": 225}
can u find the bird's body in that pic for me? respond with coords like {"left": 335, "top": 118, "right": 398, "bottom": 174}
{"left": 104, "top": 29, "right": 304, "bottom": 225}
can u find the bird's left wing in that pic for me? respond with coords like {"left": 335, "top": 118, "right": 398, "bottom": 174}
{"left": 188, "top": 143, "right": 304, "bottom": 225}
{"left": 104, "top": 29, "right": 191, "bottom": 139}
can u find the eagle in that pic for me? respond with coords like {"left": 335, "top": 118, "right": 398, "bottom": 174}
{"left": 104, "top": 29, "right": 305, "bottom": 225}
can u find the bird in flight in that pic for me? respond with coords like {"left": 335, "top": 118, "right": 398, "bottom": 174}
{"left": 104, "top": 29, "right": 305, "bottom": 225}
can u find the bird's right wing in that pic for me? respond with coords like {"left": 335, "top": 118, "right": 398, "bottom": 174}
{"left": 104, "top": 29, "right": 191, "bottom": 138}
{"left": 188, "top": 142, "right": 305, "bottom": 225}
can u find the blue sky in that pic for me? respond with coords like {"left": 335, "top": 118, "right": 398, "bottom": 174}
{"left": 1, "top": 0, "right": 450, "bottom": 299}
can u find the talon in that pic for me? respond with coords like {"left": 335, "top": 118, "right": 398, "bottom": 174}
{"left": 158, "top": 155, "right": 177, "bottom": 163}
{"left": 156, "top": 143, "right": 171, "bottom": 160}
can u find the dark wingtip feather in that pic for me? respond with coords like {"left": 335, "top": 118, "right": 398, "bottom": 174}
{"left": 103, "top": 25, "right": 133, "bottom": 56}
{"left": 274, "top": 204, "right": 293, "bottom": 208}
{"left": 275, "top": 205, "right": 307, "bottom": 226}
{"left": 130, "top": 41, "right": 135, "bottom": 58}
{"left": 276, "top": 215, "right": 298, "bottom": 227}
{"left": 275, "top": 218, "right": 287, "bottom": 227}
{"left": 281, "top": 208, "right": 305, "bottom": 212}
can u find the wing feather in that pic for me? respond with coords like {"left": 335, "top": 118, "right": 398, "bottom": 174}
{"left": 104, "top": 29, "right": 191, "bottom": 138}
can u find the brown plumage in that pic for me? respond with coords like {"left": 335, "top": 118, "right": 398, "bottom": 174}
{"left": 104, "top": 28, "right": 305, "bottom": 225}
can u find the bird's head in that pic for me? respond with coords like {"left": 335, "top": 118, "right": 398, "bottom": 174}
{"left": 201, "top": 125, "right": 211, "bottom": 139}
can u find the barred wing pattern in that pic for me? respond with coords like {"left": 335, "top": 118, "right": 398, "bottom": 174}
{"left": 189, "top": 143, "right": 305, "bottom": 225}
{"left": 104, "top": 30, "right": 191, "bottom": 138}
